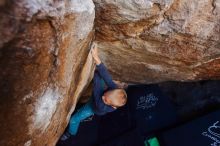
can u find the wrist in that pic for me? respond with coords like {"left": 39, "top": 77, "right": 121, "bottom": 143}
{"left": 95, "top": 57, "right": 101, "bottom": 65}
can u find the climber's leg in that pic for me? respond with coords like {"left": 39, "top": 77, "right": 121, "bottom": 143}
{"left": 60, "top": 100, "right": 94, "bottom": 141}
{"left": 68, "top": 100, "right": 94, "bottom": 135}
{"left": 65, "top": 79, "right": 104, "bottom": 136}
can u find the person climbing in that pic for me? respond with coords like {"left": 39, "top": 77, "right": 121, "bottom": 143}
{"left": 60, "top": 43, "right": 128, "bottom": 141}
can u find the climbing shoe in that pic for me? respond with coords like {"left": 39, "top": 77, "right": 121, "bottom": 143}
{"left": 60, "top": 131, "right": 71, "bottom": 141}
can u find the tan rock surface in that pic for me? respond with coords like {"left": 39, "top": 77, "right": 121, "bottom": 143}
{"left": 0, "top": 0, "right": 95, "bottom": 145}
{"left": 1, "top": 0, "right": 220, "bottom": 145}
{"left": 94, "top": 0, "right": 220, "bottom": 83}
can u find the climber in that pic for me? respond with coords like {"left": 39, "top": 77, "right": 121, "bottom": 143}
{"left": 60, "top": 43, "right": 128, "bottom": 141}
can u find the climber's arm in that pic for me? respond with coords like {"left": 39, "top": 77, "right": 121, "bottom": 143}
{"left": 93, "top": 71, "right": 103, "bottom": 105}
{"left": 96, "top": 63, "right": 117, "bottom": 89}
{"left": 91, "top": 43, "right": 117, "bottom": 89}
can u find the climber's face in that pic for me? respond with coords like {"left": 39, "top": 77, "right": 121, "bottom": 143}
{"left": 102, "top": 89, "right": 127, "bottom": 109}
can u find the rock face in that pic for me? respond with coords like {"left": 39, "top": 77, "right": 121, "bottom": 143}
{"left": 0, "top": 0, "right": 95, "bottom": 146}
{"left": 94, "top": 0, "right": 220, "bottom": 83}
{"left": 0, "top": 0, "right": 220, "bottom": 145}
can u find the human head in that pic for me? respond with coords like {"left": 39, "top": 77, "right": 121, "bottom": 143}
{"left": 102, "top": 89, "right": 127, "bottom": 109}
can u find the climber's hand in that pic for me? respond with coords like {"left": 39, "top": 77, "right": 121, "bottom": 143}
{"left": 114, "top": 80, "right": 128, "bottom": 89}
{"left": 91, "top": 43, "right": 101, "bottom": 65}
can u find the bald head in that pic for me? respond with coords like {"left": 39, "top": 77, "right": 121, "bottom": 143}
{"left": 102, "top": 89, "right": 127, "bottom": 109}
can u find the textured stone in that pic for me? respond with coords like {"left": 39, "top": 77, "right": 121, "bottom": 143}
{"left": 1, "top": 0, "right": 220, "bottom": 145}
{"left": 0, "top": 0, "right": 95, "bottom": 146}
{"left": 94, "top": 0, "right": 220, "bottom": 83}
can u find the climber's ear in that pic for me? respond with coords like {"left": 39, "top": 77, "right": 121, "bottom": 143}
{"left": 102, "top": 96, "right": 107, "bottom": 104}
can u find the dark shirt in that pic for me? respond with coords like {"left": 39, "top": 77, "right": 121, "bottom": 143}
{"left": 92, "top": 63, "right": 118, "bottom": 115}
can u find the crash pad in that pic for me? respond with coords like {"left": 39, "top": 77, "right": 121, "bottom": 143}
{"left": 159, "top": 109, "right": 220, "bottom": 146}
{"left": 127, "top": 84, "right": 178, "bottom": 136}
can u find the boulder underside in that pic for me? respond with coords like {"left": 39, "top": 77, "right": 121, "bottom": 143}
{"left": 0, "top": 0, "right": 220, "bottom": 145}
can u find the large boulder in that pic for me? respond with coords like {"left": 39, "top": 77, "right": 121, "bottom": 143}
{"left": 0, "top": 0, "right": 95, "bottom": 146}
{"left": 94, "top": 0, "right": 220, "bottom": 83}
{"left": 0, "top": 0, "right": 220, "bottom": 145}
